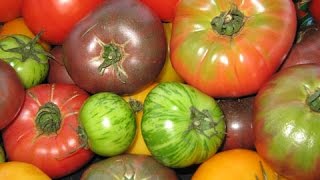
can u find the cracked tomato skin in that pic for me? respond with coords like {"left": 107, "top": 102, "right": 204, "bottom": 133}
{"left": 170, "top": 0, "right": 297, "bottom": 98}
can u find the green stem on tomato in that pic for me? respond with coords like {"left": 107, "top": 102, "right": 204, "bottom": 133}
{"left": 306, "top": 89, "right": 320, "bottom": 112}
{"left": 35, "top": 102, "right": 62, "bottom": 135}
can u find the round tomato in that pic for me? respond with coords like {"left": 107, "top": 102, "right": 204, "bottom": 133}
{"left": 22, "top": 0, "right": 104, "bottom": 45}
{"left": 0, "top": 17, "right": 51, "bottom": 51}
{"left": 309, "top": 0, "right": 320, "bottom": 23}
{"left": 0, "top": 0, "right": 22, "bottom": 22}
{"left": 170, "top": 0, "right": 297, "bottom": 98}
{"left": 253, "top": 64, "right": 320, "bottom": 179}
{"left": 0, "top": 34, "right": 49, "bottom": 88}
{"left": 141, "top": 82, "right": 226, "bottom": 168}
{"left": 139, "top": 0, "right": 179, "bottom": 22}
{"left": 0, "top": 60, "right": 24, "bottom": 130}
{"left": 2, "top": 84, "right": 94, "bottom": 179}
{"left": 79, "top": 92, "right": 136, "bottom": 157}
{"left": 192, "top": 149, "right": 284, "bottom": 180}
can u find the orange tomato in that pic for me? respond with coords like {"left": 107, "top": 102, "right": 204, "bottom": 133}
{"left": 0, "top": 17, "right": 51, "bottom": 51}
{"left": 192, "top": 149, "right": 286, "bottom": 180}
{"left": 156, "top": 22, "right": 184, "bottom": 83}
{"left": 123, "top": 83, "right": 158, "bottom": 156}
{"left": 0, "top": 161, "right": 51, "bottom": 180}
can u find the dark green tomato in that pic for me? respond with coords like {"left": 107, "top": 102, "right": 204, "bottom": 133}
{"left": 0, "top": 34, "right": 49, "bottom": 89}
{"left": 141, "top": 82, "right": 226, "bottom": 168}
{"left": 80, "top": 154, "right": 178, "bottom": 180}
{"left": 254, "top": 64, "right": 320, "bottom": 180}
{"left": 79, "top": 92, "right": 136, "bottom": 157}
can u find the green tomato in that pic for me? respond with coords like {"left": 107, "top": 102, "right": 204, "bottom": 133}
{"left": 0, "top": 34, "right": 49, "bottom": 89}
{"left": 0, "top": 145, "right": 5, "bottom": 163}
{"left": 141, "top": 82, "right": 226, "bottom": 168}
{"left": 79, "top": 92, "right": 136, "bottom": 157}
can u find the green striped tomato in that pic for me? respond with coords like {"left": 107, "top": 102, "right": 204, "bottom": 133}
{"left": 141, "top": 82, "right": 226, "bottom": 168}
{"left": 79, "top": 92, "right": 136, "bottom": 157}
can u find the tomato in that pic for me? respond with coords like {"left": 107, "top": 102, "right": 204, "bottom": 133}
{"left": 22, "top": 0, "right": 104, "bottom": 45}
{"left": 141, "top": 82, "right": 226, "bottom": 168}
{"left": 0, "top": 145, "right": 5, "bottom": 162}
{"left": 79, "top": 92, "right": 136, "bottom": 157}
{"left": 123, "top": 83, "right": 158, "bottom": 156}
{"left": 139, "top": 0, "right": 179, "bottom": 22}
{"left": 0, "top": 60, "right": 24, "bottom": 129}
{"left": 170, "top": 0, "right": 297, "bottom": 98}
{"left": 0, "top": 0, "right": 22, "bottom": 22}
{"left": 0, "top": 18, "right": 51, "bottom": 51}
{"left": 63, "top": 0, "right": 166, "bottom": 95}
{"left": 192, "top": 149, "right": 284, "bottom": 180}
{"left": 0, "top": 161, "right": 51, "bottom": 180}
{"left": 0, "top": 34, "right": 49, "bottom": 88}
{"left": 156, "top": 23, "right": 184, "bottom": 83}
{"left": 2, "top": 84, "right": 94, "bottom": 179}
{"left": 310, "top": 0, "right": 320, "bottom": 23}
{"left": 253, "top": 64, "right": 320, "bottom": 179}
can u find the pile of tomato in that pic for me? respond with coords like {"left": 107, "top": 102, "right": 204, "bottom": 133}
{"left": 0, "top": 0, "right": 319, "bottom": 179}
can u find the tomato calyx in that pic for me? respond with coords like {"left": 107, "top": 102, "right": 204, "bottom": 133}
{"left": 306, "top": 89, "right": 320, "bottom": 112}
{"left": 187, "top": 106, "right": 224, "bottom": 139}
{"left": 128, "top": 98, "right": 143, "bottom": 113}
{"left": 211, "top": 5, "right": 245, "bottom": 36}
{"left": 35, "top": 102, "right": 62, "bottom": 135}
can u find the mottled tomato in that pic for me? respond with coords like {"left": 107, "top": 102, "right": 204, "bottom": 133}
{"left": 309, "top": 0, "right": 320, "bottom": 23}
{"left": 139, "top": 0, "right": 179, "bottom": 22}
{"left": 2, "top": 84, "right": 94, "bottom": 179}
{"left": 254, "top": 64, "right": 320, "bottom": 179}
{"left": 0, "top": 60, "right": 24, "bottom": 130}
{"left": 0, "top": 0, "right": 22, "bottom": 22}
{"left": 63, "top": 0, "right": 166, "bottom": 95}
{"left": 171, "top": 0, "right": 297, "bottom": 98}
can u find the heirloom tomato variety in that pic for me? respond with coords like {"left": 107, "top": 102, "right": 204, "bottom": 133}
{"left": 2, "top": 84, "right": 94, "bottom": 179}
{"left": 171, "top": 0, "right": 297, "bottom": 98}
{"left": 22, "top": 0, "right": 104, "bottom": 44}
{"left": 309, "top": 0, "right": 320, "bottom": 23}
{"left": 254, "top": 64, "right": 320, "bottom": 180}
{"left": 139, "top": 0, "right": 179, "bottom": 22}
{"left": 63, "top": 0, "right": 166, "bottom": 95}
{"left": 0, "top": 0, "right": 22, "bottom": 22}
{"left": 142, "top": 82, "right": 226, "bottom": 168}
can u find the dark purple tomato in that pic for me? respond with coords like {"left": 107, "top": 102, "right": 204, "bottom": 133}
{"left": 80, "top": 154, "right": 178, "bottom": 180}
{"left": 0, "top": 60, "right": 24, "bottom": 129}
{"left": 217, "top": 96, "right": 255, "bottom": 151}
{"left": 47, "top": 46, "right": 75, "bottom": 84}
{"left": 63, "top": 0, "right": 166, "bottom": 95}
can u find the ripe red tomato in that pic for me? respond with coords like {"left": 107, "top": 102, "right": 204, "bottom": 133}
{"left": 0, "top": 0, "right": 22, "bottom": 22}
{"left": 139, "top": 0, "right": 179, "bottom": 22}
{"left": 2, "top": 84, "right": 94, "bottom": 179}
{"left": 309, "top": 0, "right": 320, "bottom": 23}
{"left": 22, "top": 0, "right": 104, "bottom": 45}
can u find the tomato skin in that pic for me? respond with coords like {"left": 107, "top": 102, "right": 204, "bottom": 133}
{"left": 253, "top": 64, "right": 320, "bottom": 179}
{"left": 22, "top": 0, "right": 104, "bottom": 45}
{"left": 0, "top": 0, "right": 22, "bottom": 22}
{"left": 139, "top": 0, "right": 179, "bottom": 22}
{"left": 171, "top": 0, "right": 297, "bottom": 98}
{"left": 2, "top": 84, "right": 94, "bottom": 179}
{"left": 0, "top": 60, "right": 24, "bottom": 130}
{"left": 309, "top": 0, "right": 320, "bottom": 23}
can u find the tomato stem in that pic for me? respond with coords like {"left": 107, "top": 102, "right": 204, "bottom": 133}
{"left": 35, "top": 102, "right": 62, "bottom": 135}
{"left": 306, "top": 89, "right": 320, "bottom": 112}
{"left": 211, "top": 5, "right": 245, "bottom": 36}
{"left": 128, "top": 98, "right": 143, "bottom": 113}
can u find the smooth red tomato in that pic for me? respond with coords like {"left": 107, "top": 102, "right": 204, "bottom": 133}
{"left": 0, "top": 0, "right": 22, "bottom": 22}
{"left": 22, "top": 0, "right": 104, "bottom": 45}
{"left": 2, "top": 84, "right": 94, "bottom": 179}
{"left": 310, "top": 0, "right": 320, "bottom": 23}
{"left": 139, "top": 0, "right": 179, "bottom": 22}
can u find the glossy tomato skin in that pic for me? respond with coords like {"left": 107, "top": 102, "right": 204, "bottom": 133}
{"left": 171, "top": 0, "right": 297, "bottom": 98}
{"left": 309, "top": 0, "right": 320, "bottom": 23}
{"left": 139, "top": 0, "right": 179, "bottom": 22}
{"left": 2, "top": 84, "right": 94, "bottom": 179}
{"left": 0, "top": 60, "right": 24, "bottom": 130}
{"left": 0, "top": 0, "right": 22, "bottom": 22}
{"left": 22, "top": 0, "right": 104, "bottom": 45}
{"left": 63, "top": 0, "right": 166, "bottom": 95}
{"left": 253, "top": 64, "right": 320, "bottom": 179}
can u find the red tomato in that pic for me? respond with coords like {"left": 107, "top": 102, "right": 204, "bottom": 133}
{"left": 310, "top": 0, "right": 320, "bottom": 23}
{"left": 22, "top": 0, "right": 104, "bottom": 45}
{"left": 139, "top": 0, "right": 179, "bottom": 22}
{"left": 2, "top": 84, "right": 94, "bottom": 179}
{"left": 0, "top": 0, "right": 22, "bottom": 22}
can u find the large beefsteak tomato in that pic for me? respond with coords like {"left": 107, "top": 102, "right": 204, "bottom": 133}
{"left": 254, "top": 64, "right": 320, "bottom": 180}
{"left": 171, "top": 0, "right": 297, "bottom": 98}
{"left": 2, "top": 84, "right": 94, "bottom": 179}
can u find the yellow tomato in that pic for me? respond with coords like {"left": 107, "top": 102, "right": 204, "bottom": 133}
{"left": 0, "top": 17, "right": 51, "bottom": 51}
{"left": 0, "top": 161, "right": 51, "bottom": 180}
{"left": 192, "top": 149, "right": 286, "bottom": 180}
{"left": 123, "top": 83, "right": 158, "bottom": 156}
{"left": 156, "top": 22, "right": 184, "bottom": 83}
